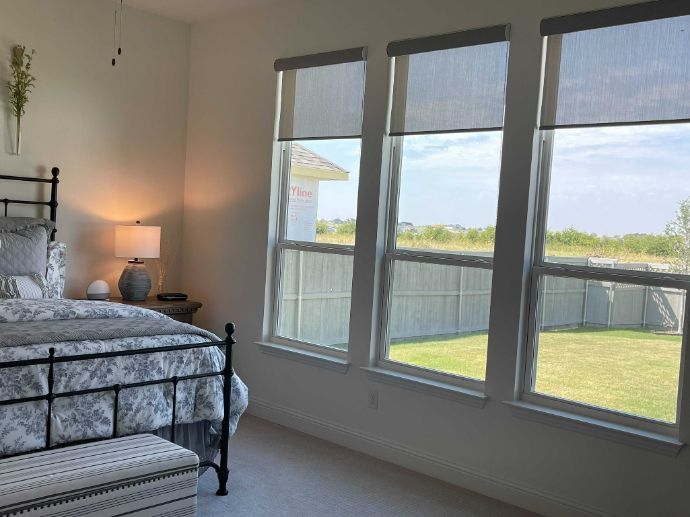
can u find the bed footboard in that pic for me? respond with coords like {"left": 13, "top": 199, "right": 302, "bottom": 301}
{"left": 0, "top": 322, "right": 236, "bottom": 497}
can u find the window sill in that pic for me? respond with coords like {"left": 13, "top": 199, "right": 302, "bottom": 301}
{"left": 255, "top": 341, "right": 351, "bottom": 374}
{"left": 362, "top": 367, "right": 488, "bottom": 409}
{"left": 504, "top": 401, "right": 684, "bottom": 457}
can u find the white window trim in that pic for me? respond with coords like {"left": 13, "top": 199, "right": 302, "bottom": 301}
{"left": 363, "top": 366, "right": 488, "bottom": 408}
{"left": 267, "top": 140, "right": 356, "bottom": 357}
{"left": 504, "top": 400, "right": 684, "bottom": 457}
{"left": 520, "top": 130, "right": 690, "bottom": 437}
{"left": 257, "top": 340, "right": 351, "bottom": 373}
{"left": 374, "top": 135, "right": 496, "bottom": 391}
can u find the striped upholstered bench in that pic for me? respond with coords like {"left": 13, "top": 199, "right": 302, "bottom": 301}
{"left": 0, "top": 434, "right": 199, "bottom": 516}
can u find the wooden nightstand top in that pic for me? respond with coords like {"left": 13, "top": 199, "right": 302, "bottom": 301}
{"left": 108, "top": 297, "right": 202, "bottom": 324}
{"left": 110, "top": 297, "right": 202, "bottom": 314}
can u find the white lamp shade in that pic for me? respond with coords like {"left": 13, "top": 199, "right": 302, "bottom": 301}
{"left": 115, "top": 225, "right": 161, "bottom": 259}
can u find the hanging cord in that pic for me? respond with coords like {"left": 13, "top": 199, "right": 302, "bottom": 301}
{"left": 118, "top": 0, "right": 123, "bottom": 56}
{"left": 112, "top": 0, "right": 124, "bottom": 66}
{"left": 112, "top": 6, "right": 117, "bottom": 65}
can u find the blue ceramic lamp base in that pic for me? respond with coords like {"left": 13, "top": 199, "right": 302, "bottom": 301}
{"left": 118, "top": 260, "right": 152, "bottom": 301}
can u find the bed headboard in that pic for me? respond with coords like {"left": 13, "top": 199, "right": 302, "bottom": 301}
{"left": 0, "top": 167, "right": 60, "bottom": 241}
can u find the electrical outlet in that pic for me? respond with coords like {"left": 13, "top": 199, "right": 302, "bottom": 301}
{"left": 368, "top": 389, "right": 379, "bottom": 410}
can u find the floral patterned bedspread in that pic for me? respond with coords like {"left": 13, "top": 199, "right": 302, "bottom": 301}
{"left": 0, "top": 299, "right": 248, "bottom": 456}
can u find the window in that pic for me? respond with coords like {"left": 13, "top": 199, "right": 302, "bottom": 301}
{"left": 263, "top": 4, "right": 690, "bottom": 454}
{"left": 379, "top": 27, "right": 510, "bottom": 383}
{"left": 271, "top": 48, "right": 366, "bottom": 351}
{"left": 526, "top": 11, "right": 690, "bottom": 430}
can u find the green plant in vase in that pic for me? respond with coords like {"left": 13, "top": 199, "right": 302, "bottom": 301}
{"left": 7, "top": 45, "right": 36, "bottom": 155}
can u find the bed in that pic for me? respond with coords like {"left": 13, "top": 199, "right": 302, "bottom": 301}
{"left": 0, "top": 168, "right": 248, "bottom": 496}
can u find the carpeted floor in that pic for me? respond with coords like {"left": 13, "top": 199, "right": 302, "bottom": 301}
{"left": 197, "top": 415, "right": 538, "bottom": 516}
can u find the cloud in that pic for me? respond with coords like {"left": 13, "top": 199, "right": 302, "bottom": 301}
{"left": 398, "top": 133, "right": 502, "bottom": 226}
{"left": 548, "top": 125, "right": 690, "bottom": 234}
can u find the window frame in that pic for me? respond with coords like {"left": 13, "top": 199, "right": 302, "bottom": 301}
{"left": 521, "top": 129, "right": 690, "bottom": 436}
{"left": 269, "top": 140, "right": 358, "bottom": 357}
{"left": 376, "top": 134, "right": 498, "bottom": 390}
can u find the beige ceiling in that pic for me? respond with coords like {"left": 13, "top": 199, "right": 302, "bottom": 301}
{"left": 125, "top": 0, "right": 280, "bottom": 23}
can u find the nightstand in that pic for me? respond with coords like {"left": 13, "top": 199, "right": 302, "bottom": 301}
{"left": 110, "top": 297, "right": 203, "bottom": 324}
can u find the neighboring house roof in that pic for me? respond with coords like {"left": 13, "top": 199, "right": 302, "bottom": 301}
{"left": 291, "top": 143, "right": 349, "bottom": 181}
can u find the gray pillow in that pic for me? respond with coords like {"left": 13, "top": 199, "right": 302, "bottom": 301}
{"left": 0, "top": 217, "right": 55, "bottom": 238}
{"left": 0, "top": 226, "right": 50, "bottom": 276}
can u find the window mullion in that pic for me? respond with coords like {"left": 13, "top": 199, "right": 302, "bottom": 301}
{"left": 346, "top": 51, "right": 394, "bottom": 368}
{"left": 534, "top": 263, "right": 690, "bottom": 290}
{"left": 270, "top": 245, "right": 286, "bottom": 341}
{"left": 378, "top": 134, "right": 404, "bottom": 366}
{"left": 378, "top": 253, "right": 394, "bottom": 364}
{"left": 390, "top": 250, "right": 493, "bottom": 269}
{"left": 520, "top": 130, "right": 552, "bottom": 394}
{"left": 483, "top": 27, "right": 545, "bottom": 401}
{"left": 675, "top": 290, "right": 690, "bottom": 442}
{"left": 385, "top": 136, "right": 404, "bottom": 251}
{"left": 278, "top": 241, "right": 355, "bottom": 256}
{"left": 276, "top": 142, "right": 292, "bottom": 244}
{"left": 532, "top": 130, "right": 553, "bottom": 266}
{"left": 522, "top": 270, "right": 543, "bottom": 394}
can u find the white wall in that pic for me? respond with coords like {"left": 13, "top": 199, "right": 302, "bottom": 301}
{"left": 183, "top": 1, "right": 690, "bottom": 515}
{"left": 0, "top": 0, "right": 190, "bottom": 297}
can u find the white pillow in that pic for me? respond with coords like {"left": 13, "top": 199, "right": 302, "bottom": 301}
{"left": 0, "top": 274, "right": 48, "bottom": 299}
{"left": 46, "top": 241, "right": 67, "bottom": 298}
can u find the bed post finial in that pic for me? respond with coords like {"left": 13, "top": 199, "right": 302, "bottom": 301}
{"left": 225, "top": 323, "right": 236, "bottom": 344}
{"left": 51, "top": 167, "right": 60, "bottom": 178}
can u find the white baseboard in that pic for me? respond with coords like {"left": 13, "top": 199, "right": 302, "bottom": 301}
{"left": 248, "top": 398, "right": 610, "bottom": 517}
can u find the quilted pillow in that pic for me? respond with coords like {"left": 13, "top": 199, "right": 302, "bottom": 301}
{"left": 0, "top": 217, "right": 55, "bottom": 236}
{"left": 0, "top": 226, "right": 50, "bottom": 276}
{"left": 0, "top": 274, "right": 48, "bottom": 299}
{"left": 46, "top": 241, "right": 67, "bottom": 298}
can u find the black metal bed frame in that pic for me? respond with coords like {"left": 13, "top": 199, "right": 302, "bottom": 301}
{"left": 0, "top": 167, "right": 59, "bottom": 241}
{"left": 0, "top": 169, "right": 234, "bottom": 496}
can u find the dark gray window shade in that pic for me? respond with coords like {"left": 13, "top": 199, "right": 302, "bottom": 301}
{"left": 278, "top": 56, "right": 365, "bottom": 141}
{"left": 541, "top": 0, "right": 690, "bottom": 36}
{"left": 387, "top": 25, "right": 509, "bottom": 57}
{"left": 274, "top": 47, "right": 366, "bottom": 71}
{"left": 390, "top": 41, "right": 509, "bottom": 136}
{"left": 541, "top": 15, "right": 690, "bottom": 129}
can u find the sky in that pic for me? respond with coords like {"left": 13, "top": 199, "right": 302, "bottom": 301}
{"left": 294, "top": 123, "right": 690, "bottom": 237}
{"left": 548, "top": 124, "right": 690, "bottom": 235}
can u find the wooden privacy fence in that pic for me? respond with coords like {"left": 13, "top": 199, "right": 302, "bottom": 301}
{"left": 278, "top": 252, "right": 685, "bottom": 346}
{"left": 539, "top": 276, "right": 685, "bottom": 332}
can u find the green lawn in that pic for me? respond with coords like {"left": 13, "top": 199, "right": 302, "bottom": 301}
{"left": 390, "top": 328, "right": 682, "bottom": 422}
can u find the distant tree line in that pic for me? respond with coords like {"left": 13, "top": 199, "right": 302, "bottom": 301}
{"left": 315, "top": 198, "right": 690, "bottom": 268}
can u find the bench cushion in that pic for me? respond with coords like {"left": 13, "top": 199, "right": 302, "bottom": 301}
{"left": 0, "top": 434, "right": 199, "bottom": 516}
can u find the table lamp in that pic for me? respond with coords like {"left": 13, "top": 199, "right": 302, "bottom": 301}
{"left": 115, "top": 221, "right": 161, "bottom": 301}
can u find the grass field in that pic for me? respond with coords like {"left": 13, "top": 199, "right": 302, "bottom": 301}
{"left": 389, "top": 328, "right": 682, "bottom": 422}
{"left": 316, "top": 234, "right": 672, "bottom": 264}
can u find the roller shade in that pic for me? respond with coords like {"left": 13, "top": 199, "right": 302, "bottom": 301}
{"left": 276, "top": 48, "right": 366, "bottom": 141}
{"left": 541, "top": 0, "right": 690, "bottom": 36}
{"left": 387, "top": 25, "right": 509, "bottom": 57}
{"left": 388, "top": 26, "right": 510, "bottom": 136}
{"left": 540, "top": 11, "right": 690, "bottom": 129}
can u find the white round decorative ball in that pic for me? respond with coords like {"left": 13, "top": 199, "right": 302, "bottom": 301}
{"left": 86, "top": 280, "right": 111, "bottom": 300}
